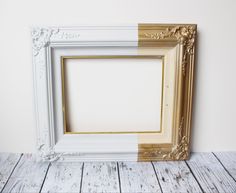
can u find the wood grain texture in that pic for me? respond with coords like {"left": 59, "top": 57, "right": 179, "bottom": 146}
{"left": 118, "top": 162, "right": 161, "bottom": 193}
{"left": 153, "top": 161, "right": 202, "bottom": 193}
{"left": 1, "top": 152, "right": 236, "bottom": 193}
{"left": 1, "top": 154, "right": 49, "bottom": 193}
{"left": 187, "top": 153, "right": 236, "bottom": 193}
{"left": 81, "top": 162, "right": 120, "bottom": 193}
{"left": 0, "top": 153, "right": 21, "bottom": 191}
{"left": 214, "top": 152, "right": 236, "bottom": 181}
{"left": 41, "top": 162, "right": 83, "bottom": 193}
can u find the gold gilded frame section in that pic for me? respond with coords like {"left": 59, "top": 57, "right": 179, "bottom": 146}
{"left": 61, "top": 55, "right": 165, "bottom": 134}
{"left": 138, "top": 24, "right": 197, "bottom": 161}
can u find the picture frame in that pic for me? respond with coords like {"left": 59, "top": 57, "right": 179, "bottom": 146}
{"left": 32, "top": 24, "right": 197, "bottom": 161}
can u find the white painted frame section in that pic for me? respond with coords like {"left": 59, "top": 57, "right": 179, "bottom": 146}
{"left": 32, "top": 26, "right": 176, "bottom": 161}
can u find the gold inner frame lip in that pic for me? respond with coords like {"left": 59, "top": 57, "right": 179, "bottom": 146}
{"left": 61, "top": 55, "right": 165, "bottom": 134}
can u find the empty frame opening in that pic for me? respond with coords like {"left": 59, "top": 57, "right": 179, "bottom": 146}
{"left": 62, "top": 56, "right": 163, "bottom": 134}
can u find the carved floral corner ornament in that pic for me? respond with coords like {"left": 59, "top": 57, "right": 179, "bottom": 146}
{"left": 163, "top": 117, "right": 189, "bottom": 160}
{"left": 37, "top": 144, "right": 62, "bottom": 162}
{"left": 140, "top": 138, "right": 188, "bottom": 161}
{"left": 144, "top": 25, "right": 196, "bottom": 76}
{"left": 31, "top": 27, "right": 59, "bottom": 56}
{"left": 139, "top": 117, "right": 189, "bottom": 161}
{"left": 163, "top": 136, "right": 189, "bottom": 160}
{"left": 37, "top": 144, "right": 80, "bottom": 162}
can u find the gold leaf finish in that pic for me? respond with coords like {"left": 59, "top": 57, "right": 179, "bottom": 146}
{"left": 163, "top": 136, "right": 188, "bottom": 160}
{"left": 142, "top": 25, "right": 196, "bottom": 76}
{"left": 138, "top": 117, "right": 189, "bottom": 161}
{"left": 138, "top": 24, "right": 197, "bottom": 161}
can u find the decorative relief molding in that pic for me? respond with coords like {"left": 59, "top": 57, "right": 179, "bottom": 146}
{"left": 37, "top": 144, "right": 63, "bottom": 162}
{"left": 178, "top": 116, "right": 185, "bottom": 139}
{"left": 144, "top": 25, "right": 196, "bottom": 76}
{"left": 59, "top": 32, "right": 80, "bottom": 39}
{"left": 143, "top": 25, "right": 196, "bottom": 42}
{"left": 32, "top": 28, "right": 59, "bottom": 56}
{"left": 139, "top": 116, "right": 188, "bottom": 161}
{"left": 163, "top": 116, "right": 188, "bottom": 160}
{"left": 140, "top": 137, "right": 188, "bottom": 160}
{"left": 142, "top": 148, "right": 162, "bottom": 158}
{"left": 163, "top": 136, "right": 188, "bottom": 160}
{"left": 37, "top": 144, "right": 90, "bottom": 162}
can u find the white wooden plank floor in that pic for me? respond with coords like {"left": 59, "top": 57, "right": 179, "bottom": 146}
{"left": 0, "top": 152, "right": 235, "bottom": 193}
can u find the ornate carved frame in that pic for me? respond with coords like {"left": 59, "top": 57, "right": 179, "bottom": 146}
{"left": 32, "top": 24, "right": 197, "bottom": 161}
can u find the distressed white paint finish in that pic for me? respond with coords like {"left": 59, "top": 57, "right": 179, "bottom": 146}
{"left": 2, "top": 154, "right": 49, "bottom": 193}
{"left": 33, "top": 26, "right": 141, "bottom": 161}
{"left": 50, "top": 26, "right": 138, "bottom": 43}
{"left": 52, "top": 47, "right": 140, "bottom": 146}
{"left": 153, "top": 161, "right": 202, "bottom": 193}
{"left": 0, "top": 153, "right": 21, "bottom": 191}
{"left": 187, "top": 153, "right": 236, "bottom": 193}
{"left": 118, "top": 162, "right": 161, "bottom": 193}
{"left": 54, "top": 134, "right": 138, "bottom": 162}
{"left": 214, "top": 152, "right": 236, "bottom": 181}
{"left": 81, "top": 162, "right": 120, "bottom": 193}
{"left": 41, "top": 162, "right": 83, "bottom": 193}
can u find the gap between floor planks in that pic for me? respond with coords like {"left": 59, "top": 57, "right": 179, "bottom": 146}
{"left": 0, "top": 152, "right": 235, "bottom": 193}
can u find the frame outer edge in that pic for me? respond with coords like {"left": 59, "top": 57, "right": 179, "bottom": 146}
{"left": 32, "top": 25, "right": 196, "bottom": 162}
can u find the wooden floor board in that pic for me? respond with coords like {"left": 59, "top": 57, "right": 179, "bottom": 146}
{"left": 214, "top": 152, "right": 236, "bottom": 181}
{"left": 1, "top": 152, "right": 236, "bottom": 193}
{"left": 153, "top": 161, "right": 202, "bottom": 193}
{"left": 187, "top": 152, "right": 236, "bottom": 193}
{"left": 118, "top": 162, "right": 162, "bottom": 193}
{"left": 1, "top": 154, "right": 50, "bottom": 193}
{"left": 0, "top": 153, "right": 21, "bottom": 192}
{"left": 40, "top": 162, "right": 83, "bottom": 193}
{"left": 81, "top": 162, "right": 120, "bottom": 193}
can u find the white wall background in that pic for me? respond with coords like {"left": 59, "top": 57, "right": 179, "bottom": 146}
{"left": 0, "top": 0, "right": 235, "bottom": 153}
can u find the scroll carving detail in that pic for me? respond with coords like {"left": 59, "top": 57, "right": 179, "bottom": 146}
{"left": 32, "top": 28, "right": 59, "bottom": 56}
{"left": 37, "top": 144, "right": 63, "bottom": 162}
{"left": 139, "top": 116, "right": 188, "bottom": 160}
{"left": 163, "top": 136, "right": 188, "bottom": 160}
{"left": 144, "top": 25, "right": 196, "bottom": 76}
{"left": 163, "top": 116, "right": 188, "bottom": 160}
